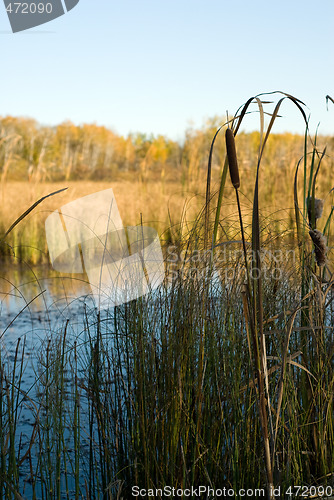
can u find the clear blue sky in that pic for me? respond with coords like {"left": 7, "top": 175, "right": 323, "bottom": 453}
{"left": 1, "top": 0, "right": 333, "bottom": 141}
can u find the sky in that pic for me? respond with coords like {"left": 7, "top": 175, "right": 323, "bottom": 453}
{"left": 1, "top": 0, "right": 333, "bottom": 141}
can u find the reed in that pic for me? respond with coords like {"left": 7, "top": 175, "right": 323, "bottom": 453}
{"left": 210, "top": 92, "right": 333, "bottom": 498}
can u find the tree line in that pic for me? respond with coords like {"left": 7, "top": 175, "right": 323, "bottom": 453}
{"left": 0, "top": 115, "right": 332, "bottom": 184}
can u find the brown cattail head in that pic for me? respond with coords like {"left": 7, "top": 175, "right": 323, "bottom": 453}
{"left": 309, "top": 229, "right": 327, "bottom": 267}
{"left": 225, "top": 128, "right": 240, "bottom": 189}
{"left": 306, "top": 197, "right": 324, "bottom": 226}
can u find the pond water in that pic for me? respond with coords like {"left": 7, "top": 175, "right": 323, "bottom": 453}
{"left": 0, "top": 263, "right": 102, "bottom": 498}
{"left": 1, "top": 261, "right": 197, "bottom": 498}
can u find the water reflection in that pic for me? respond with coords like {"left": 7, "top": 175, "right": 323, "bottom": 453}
{"left": 0, "top": 262, "right": 90, "bottom": 311}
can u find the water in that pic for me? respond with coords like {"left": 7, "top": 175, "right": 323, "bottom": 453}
{"left": 1, "top": 261, "right": 176, "bottom": 497}
{"left": 0, "top": 258, "right": 225, "bottom": 492}
{"left": 0, "top": 264, "right": 100, "bottom": 498}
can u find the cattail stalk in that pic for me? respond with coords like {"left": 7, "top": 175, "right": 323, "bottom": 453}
{"left": 226, "top": 127, "right": 274, "bottom": 497}
{"left": 225, "top": 128, "right": 249, "bottom": 280}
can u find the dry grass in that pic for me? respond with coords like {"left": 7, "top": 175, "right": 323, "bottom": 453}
{"left": 1, "top": 180, "right": 203, "bottom": 233}
{"left": 1, "top": 169, "right": 333, "bottom": 265}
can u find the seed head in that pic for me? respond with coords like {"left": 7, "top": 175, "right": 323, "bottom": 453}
{"left": 306, "top": 197, "right": 324, "bottom": 226}
{"left": 225, "top": 128, "right": 240, "bottom": 189}
{"left": 309, "top": 229, "right": 327, "bottom": 267}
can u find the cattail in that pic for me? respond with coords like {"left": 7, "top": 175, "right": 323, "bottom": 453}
{"left": 306, "top": 197, "right": 324, "bottom": 226}
{"left": 309, "top": 229, "right": 327, "bottom": 267}
{"left": 225, "top": 128, "right": 240, "bottom": 189}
